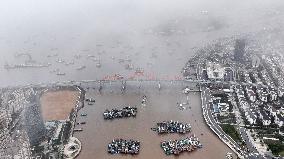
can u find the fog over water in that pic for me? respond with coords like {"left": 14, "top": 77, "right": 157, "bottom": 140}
{"left": 0, "top": 0, "right": 284, "bottom": 86}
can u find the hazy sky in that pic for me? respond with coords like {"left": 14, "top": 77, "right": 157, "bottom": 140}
{"left": 0, "top": 0, "right": 284, "bottom": 86}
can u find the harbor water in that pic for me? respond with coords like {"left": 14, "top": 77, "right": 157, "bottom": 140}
{"left": 74, "top": 81, "right": 236, "bottom": 159}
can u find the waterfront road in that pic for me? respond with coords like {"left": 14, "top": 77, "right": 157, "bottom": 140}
{"left": 201, "top": 86, "right": 247, "bottom": 158}
{"left": 201, "top": 86, "right": 271, "bottom": 159}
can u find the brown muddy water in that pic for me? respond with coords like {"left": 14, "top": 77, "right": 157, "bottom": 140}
{"left": 74, "top": 82, "right": 235, "bottom": 159}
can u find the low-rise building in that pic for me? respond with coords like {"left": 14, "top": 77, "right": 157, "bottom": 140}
{"left": 268, "top": 88, "right": 278, "bottom": 101}
{"left": 275, "top": 114, "right": 284, "bottom": 127}
{"left": 259, "top": 110, "right": 271, "bottom": 126}
{"left": 245, "top": 86, "right": 256, "bottom": 102}
{"left": 246, "top": 109, "right": 257, "bottom": 125}
{"left": 270, "top": 106, "right": 277, "bottom": 117}
{"left": 257, "top": 86, "right": 268, "bottom": 103}
{"left": 278, "top": 87, "right": 284, "bottom": 97}
{"left": 218, "top": 103, "right": 229, "bottom": 116}
{"left": 224, "top": 67, "right": 234, "bottom": 81}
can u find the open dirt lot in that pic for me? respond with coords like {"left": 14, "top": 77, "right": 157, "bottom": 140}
{"left": 40, "top": 90, "right": 79, "bottom": 121}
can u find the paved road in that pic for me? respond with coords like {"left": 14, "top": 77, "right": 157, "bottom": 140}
{"left": 201, "top": 86, "right": 272, "bottom": 159}
{"left": 201, "top": 86, "right": 247, "bottom": 158}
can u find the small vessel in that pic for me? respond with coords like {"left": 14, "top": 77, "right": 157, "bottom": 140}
{"left": 226, "top": 152, "right": 233, "bottom": 159}
{"left": 56, "top": 59, "right": 64, "bottom": 63}
{"left": 50, "top": 68, "right": 59, "bottom": 73}
{"left": 47, "top": 53, "right": 58, "bottom": 57}
{"left": 85, "top": 98, "right": 96, "bottom": 102}
{"left": 183, "top": 87, "right": 191, "bottom": 94}
{"left": 87, "top": 54, "right": 95, "bottom": 58}
{"left": 74, "top": 128, "right": 83, "bottom": 132}
{"left": 118, "top": 59, "right": 125, "bottom": 63}
{"left": 81, "top": 113, "right": 87, "bottom": 116}
{"left": 142, "top": 95, "right": 147, "bottom": 105}
{"left": 76, "top": 65, "right": 86, "bottom": 70}
{"left": 77, "top": 122, "right": 86, "bottom": 125}
{"left": 125, "top": 57, "right": 132, "bottom": 62}
{"left": 56, "top": 72, "right": 66, "bottom": 76}
{"left": 74, "top": 54, "right": 81, "bottom": 59}
{"left": 87, "top": 102, "right": 94, "bottom": 105}
{"left": 65, "top": 61, "right": 74, "bottom": 66}
{"left": 96, "top": 62, "right": 101, "bottom": 68}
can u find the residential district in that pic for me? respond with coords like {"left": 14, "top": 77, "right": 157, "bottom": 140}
{"left": 1, "top": 38, "right": 284, "bottom": 159}
{"left": 183, "top": 38, "right": 284, "bottom": 158}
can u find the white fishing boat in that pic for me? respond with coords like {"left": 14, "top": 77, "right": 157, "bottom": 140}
{"left": 96, "top": 62, "right": 101, "bottom": 68}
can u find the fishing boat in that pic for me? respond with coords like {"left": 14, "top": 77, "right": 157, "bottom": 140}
{"left": 81, "top": 113, "right": 87, "bottom": 117}
{"left": 76, "top": 65, "right": 86, "bottom": 70}
{"left": 77, "top": 122, "right": 86, "bottom": 125}
{"left": 85, "top": 98, "right": 96, "bottom": 102}
{"left": 56, "top": 59, "right": 64, "bottom": 63}
{"left": 56, "top": 72, "right": 66, "bottom": 76}
{"left": 74, "top": 128, "right": 83, "bottom": 132}
{"left": 96, "top": 62, "right": 101, "bottom": 68}
{"left": 65, "top": 61, "right": 74, "bottom": 66}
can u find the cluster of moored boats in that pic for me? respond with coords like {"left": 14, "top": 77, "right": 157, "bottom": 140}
{"left": 161, "top": 136, "right": 202, "bottom": 155}
{"left": 153, "top": 120, "right": 191, "bottom": 134}
{"left": 103, "top": 106, "right": 201, "bottom": 156}
{"left": 108, "top": 139, "right": 140, "bottom": 155}
{"left": 103, "top": 106, "right": 137, "bottom": 120}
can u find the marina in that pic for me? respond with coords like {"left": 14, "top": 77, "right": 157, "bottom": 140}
{"left": 74, "top": 81, "right": 236, "bottom": 159}
{"left": 107, "top": 139, "right": 140, "bottom": 155}
{"left": 152, "top": 120, "right": 191, "bottom": 134}
{"left": 161, "top": 135, "right": 202, "bottom": 155}
{"left": 103, "top": 106, "right": 138, "bottom": 120}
